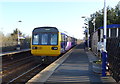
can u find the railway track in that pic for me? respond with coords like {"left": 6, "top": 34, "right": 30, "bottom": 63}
{"left": 2, "top": 57, "right": 34, "bottom": 77}
{"left": 3, "top": 58, "right": 55, "bottom": 83}
{"left": 1, "top": 47, "right": 72, "bottom": 83}
{"left": 2, "top": 51, "right": 33, "bottom": 76}
{"left": 8, "top": 63, "right": 48, "bottom": 83}
{"left": 1, "top": 50, "right": 58, "bottom": 83}
{"left": 2, "top": 50, "right": 31, "bottom": 63}
{"left": 1, "top": 50, "right": 36, "bottom": 83}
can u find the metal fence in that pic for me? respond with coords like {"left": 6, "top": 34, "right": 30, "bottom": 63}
{"left": 107, "top": 37, "right": 120, "bottom": 82}
{"left": 1, "top": 40, "right": 30, "bottom": 52}
{"left": 91, "top": 31, "right": 98, "bottom": 56}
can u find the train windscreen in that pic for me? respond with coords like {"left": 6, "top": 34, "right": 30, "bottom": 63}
{"left": 33, "top": 33, "right": 58, "bottom": 45}
{"left": 33, "top": 34, "right": 39, "bottom": 45}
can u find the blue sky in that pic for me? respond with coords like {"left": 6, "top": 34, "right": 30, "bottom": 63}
{"left": 1, "top": 0, "right": 120, "bottom": 39}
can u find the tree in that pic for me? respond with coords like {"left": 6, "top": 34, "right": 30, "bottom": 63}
{"left": 89, "top": 5, "right": 120, "bottom": 35}
{"left": 11, "top": 28, "right": 22, "bottom": 36}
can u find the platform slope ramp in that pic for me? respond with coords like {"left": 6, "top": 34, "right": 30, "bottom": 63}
{"left": 27, "top": 43, "right": 115, "bottom": 84}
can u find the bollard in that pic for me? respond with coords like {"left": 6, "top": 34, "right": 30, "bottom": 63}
{"left": 102, "top": 51, "right": 107, "bottom": 77}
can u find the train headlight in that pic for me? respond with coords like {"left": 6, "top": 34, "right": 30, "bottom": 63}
{"left": 32, "top": 47, "right": 37, "bottom": 49}
{"left": 51, "top": 47, "right": 58, "bottom": 50}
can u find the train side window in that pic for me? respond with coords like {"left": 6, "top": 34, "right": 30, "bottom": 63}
{"left": 67, "top": 37, "right": 71, "bottom": 42}
{"left": 33, "top": 34, "right": 39, "bottom": 45}
{"left": 50, "top": 34, "right": 58, "bottom": 45}
{"left": 65, "top": 35, "right": 68, "bottom": 42}
{"left": 61, "top": 34, "right": 65, "bottom": 42}
{"left": 41, "top": 34, "right": 48, "bottom": 45}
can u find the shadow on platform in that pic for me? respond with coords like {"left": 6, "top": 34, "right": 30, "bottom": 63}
{"left": 45, "top": 43, "right": 116, "bottom": 84}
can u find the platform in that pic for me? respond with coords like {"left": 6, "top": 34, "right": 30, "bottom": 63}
{"left": 27, "top": 43, "right": 116, "bottom": 84}
{"left": 0, "top": 49, "right": 30, "bottom": 56}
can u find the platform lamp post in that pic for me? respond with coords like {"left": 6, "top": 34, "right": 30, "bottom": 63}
{"left": 102, "top": 0, "right": 107, "bottom": 77}
{"left": 81, "top": 16, "right": 90, "bottom": 50}
{"left": 16, "top": 20, "right": 22, "bottom": 50}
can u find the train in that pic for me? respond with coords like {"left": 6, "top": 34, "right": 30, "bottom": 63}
{"left": 31, "top": 27, "right": 77, "bottom": 62}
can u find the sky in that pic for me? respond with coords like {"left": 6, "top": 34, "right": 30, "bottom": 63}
{"left": 0, "top": 0, "right": 120, "bottom": 39}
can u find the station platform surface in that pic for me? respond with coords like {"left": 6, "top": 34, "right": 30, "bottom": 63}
{"left": 27, "top": 43, "right": 116, "bottom": 84}
{"left": 0, "top": 48, "right": 30, "bottom": 56}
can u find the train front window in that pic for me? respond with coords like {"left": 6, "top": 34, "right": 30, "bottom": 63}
{"left": 41, "top": 33, "right": 58, "bottom": 45}
{"left": 33, "top": 34, "right": 39, "bottom": 45}
{"left": 41, "top": 34, "right": 48, "bottom": 45}
{"left": 33, "top": 33, "right": 58, "bottom": 45}
{"left": 50, "top": 34, "right": 58, "bottom": 45}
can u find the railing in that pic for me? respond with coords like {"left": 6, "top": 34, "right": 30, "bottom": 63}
{"left": 107, "top": 37, "right": 120, "bottom": 82}
{"left": 1, "top": 41, "right": 30, "bottom": 52}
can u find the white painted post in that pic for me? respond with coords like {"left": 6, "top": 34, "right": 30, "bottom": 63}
{"left": 103, "top": 0, "right": 107, "bottom": 51}
{"left": 100, "top": 29, "right": 103, "bottom": 42}
{"left": 109, "top": 28, "right": 111, "bottom": 38}
{"left": 117, "top": 28, "right": 119, "bottom": 37}
{"left": 102, "top": 0, "right": 107, "bottom": 77}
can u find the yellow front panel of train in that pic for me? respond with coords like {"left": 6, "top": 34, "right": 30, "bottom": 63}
{"left": 31, "top": 45, "right": 61, "bottom": 56}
